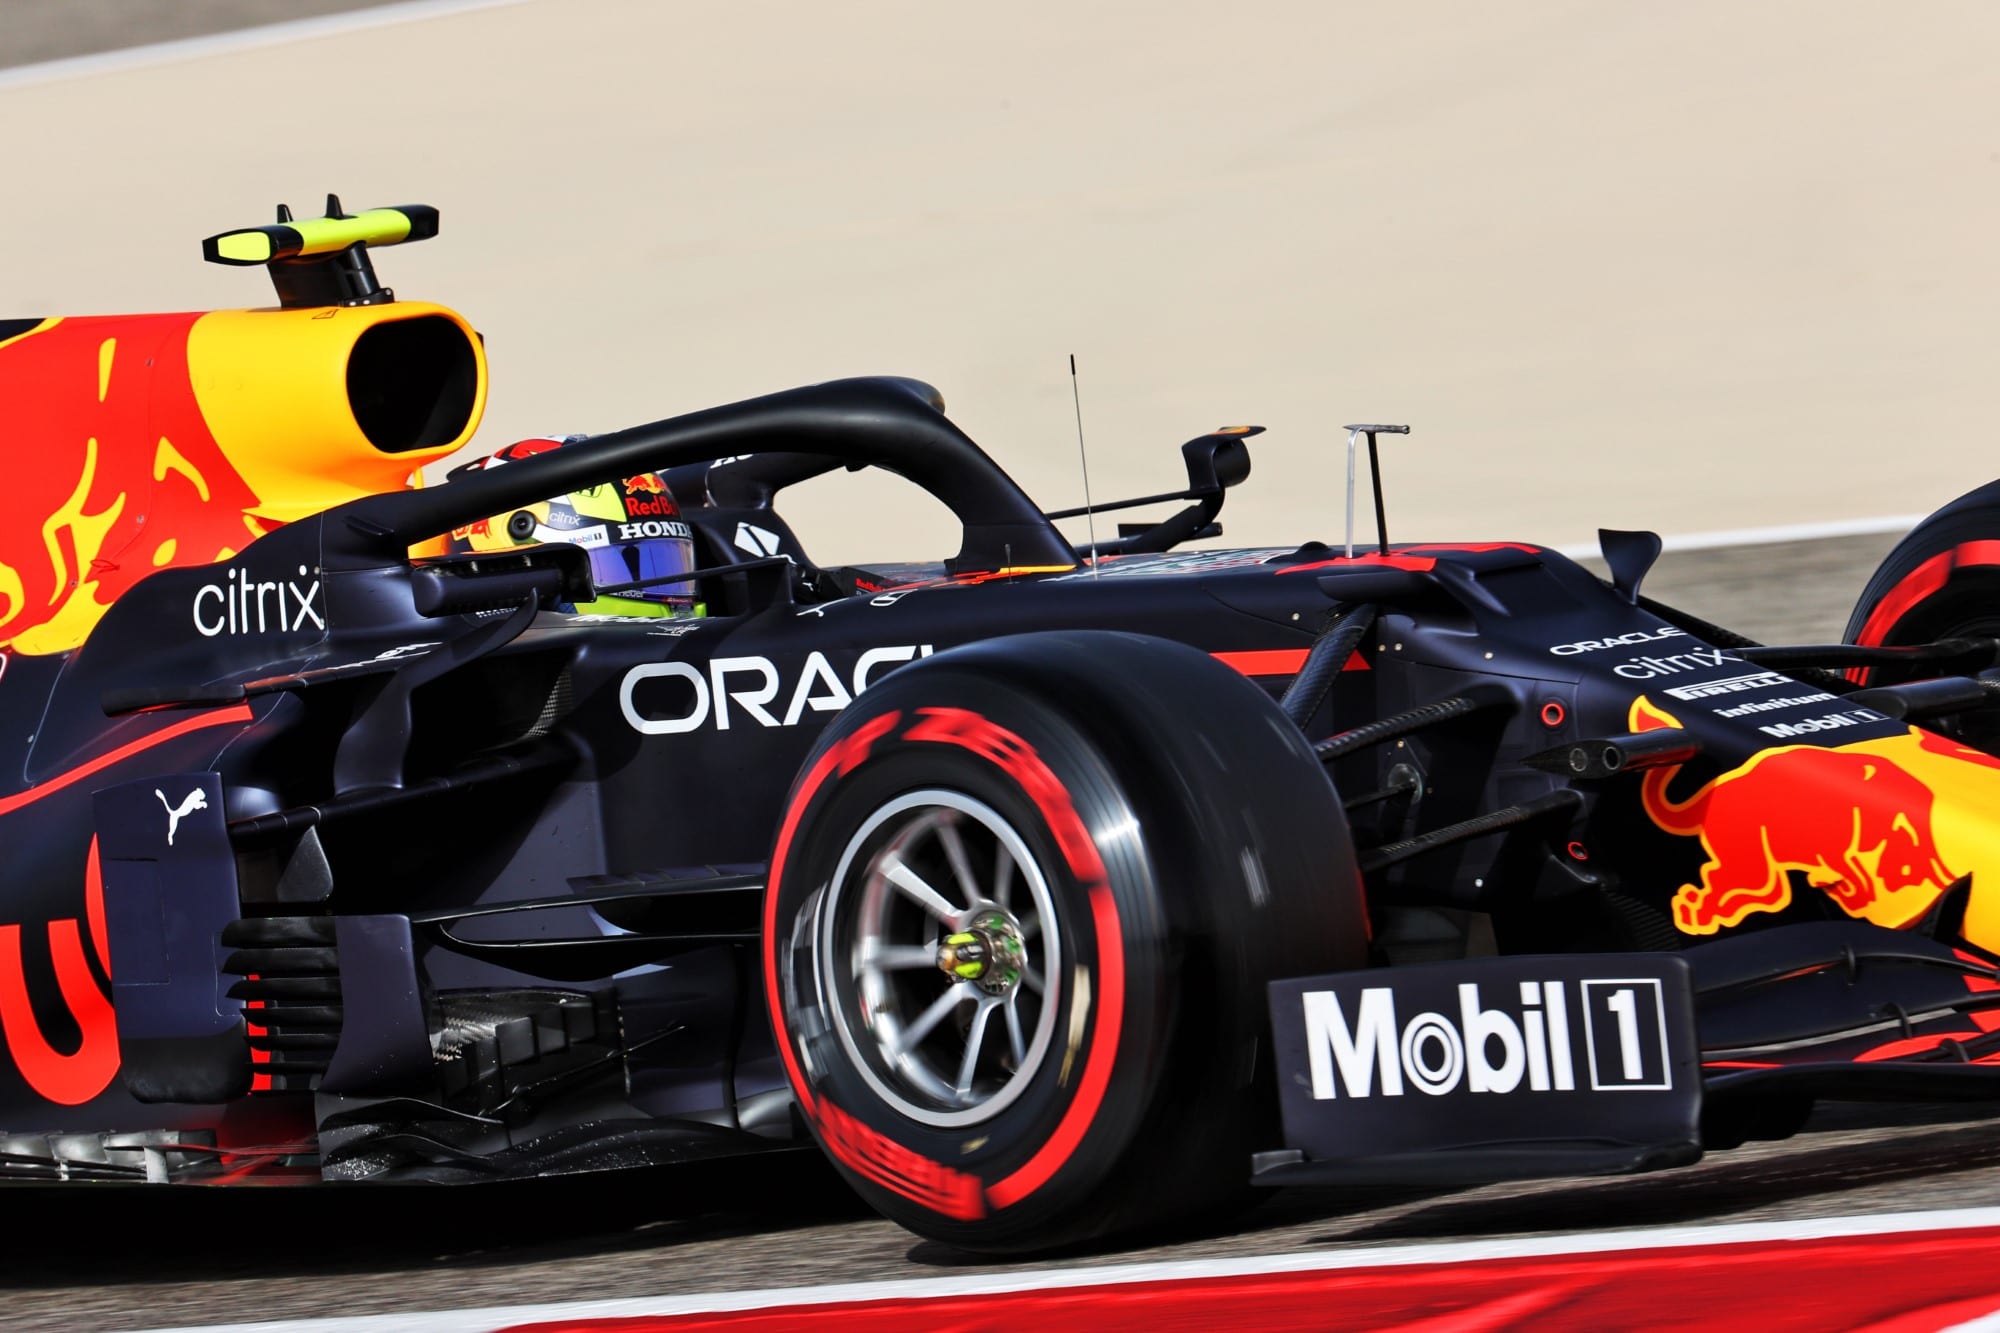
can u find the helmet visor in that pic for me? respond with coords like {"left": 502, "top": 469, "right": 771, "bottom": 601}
{"left": 587, "top": 535, "right": 699, "bottom": 610}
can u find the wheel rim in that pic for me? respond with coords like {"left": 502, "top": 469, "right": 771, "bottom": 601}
{"left": 818, "top": 789, "right": 1063, "bottom": 1129}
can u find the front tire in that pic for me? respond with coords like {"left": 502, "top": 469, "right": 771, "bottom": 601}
{"left": 762, "top": 631, "right": 1367, "bottom": 1252}
{"left": 1846, "top": 482, "right": 2000, "bottom": 752}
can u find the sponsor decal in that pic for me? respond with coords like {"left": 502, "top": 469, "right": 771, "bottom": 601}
{"left": 1713, "top": 693, "right": 1834, "bottom": 719}
{"left": 623, "top": 495, "right": 680, "bottom": 518}
{"left": 153, "top": 787, "right": 207, "bottom": 847}
{"left": 1610, "top": 646, "right": 1737, "bottom": 681}
{"left": 192, "top": 565, "right": 323, "bottom": 636}
{"left": 622, "top": 473, "right": 668, "bottom": 495}
{"left": 533, "top": 523, "right": 607, "bottom": 549}
{"left": 1268, "top": 956, "right": 1699, "bottom": 1167}
{"left": 1549, "top": 628, "right": 1685, "bottom": 656}
{"left": 620, "top": 645, "right": 934, "bottom": 734}
{"left": 1758, "top": 708, "right": 1889, "bottom": 739}
{"left": 617, "top": 519, "right": 692, "bottom": 541}
{"left": 734, "top": 522, "right": 785, "bottom": 557}
{"left": 1662, "top": 670, "right": 1794, "bottom": 701}
{"left": 1299, "top": 978, "right": 1673, "bottom": 1100}
{"left": 1630, "top": 697, "right": 2000, "bottom": 936}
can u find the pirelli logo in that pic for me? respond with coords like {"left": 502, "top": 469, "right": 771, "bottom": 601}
{"left": 1663, "top": 671, "right": 1792, "bottom": 702}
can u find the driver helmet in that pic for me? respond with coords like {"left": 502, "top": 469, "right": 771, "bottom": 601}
{"left": 447, "top": 436, "right": 703, "bottom": 617}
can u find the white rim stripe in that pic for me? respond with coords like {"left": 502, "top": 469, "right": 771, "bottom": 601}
{"left": 113, "top": 1204, "right": 2000, "bottom": 1333}
{"left": 0, "top": 0, "right": 537, "bottom": 92}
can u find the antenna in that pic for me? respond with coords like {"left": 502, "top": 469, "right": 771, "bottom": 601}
{"left": 1069, "top": 354, "right": 1100, "bottom": 578}
{"left": 1341, "top": 423, "right": 1410, "bottom": 557}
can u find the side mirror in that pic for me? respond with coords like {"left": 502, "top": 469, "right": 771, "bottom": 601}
{"left": 1182, "top": 426, "right": 1260, "bottom": 496}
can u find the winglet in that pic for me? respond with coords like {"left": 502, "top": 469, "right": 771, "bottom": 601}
{"left": 200, "top": 200, "right": 440, "bottom": 308}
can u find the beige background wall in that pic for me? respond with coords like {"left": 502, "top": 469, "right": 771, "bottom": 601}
{"left": 3, "top": 1, "right": 1996, "bottom": 563}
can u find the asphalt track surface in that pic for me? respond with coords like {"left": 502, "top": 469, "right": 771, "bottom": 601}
{"left": 7, "top": 6, "right": 1998, "bottom": 1331}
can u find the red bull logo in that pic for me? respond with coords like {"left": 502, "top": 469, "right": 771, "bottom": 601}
{"left": 0, "top": 315, "right": 264, "bottom": 655}
{"left": 0, "top": 302, "right": 487, "bottom": 655}
{"left": 1631, "top": 698, "right": 2000, "bottom": 944}
{"left": 622, "top": 473, "right": 668, "bottom": 495}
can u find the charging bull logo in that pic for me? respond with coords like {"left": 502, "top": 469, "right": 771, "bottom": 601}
{"left": 0, "top": 315, "right": 265, "bottom": 655}
{"left": 1631, "top": 698, "right": 2000, "bottom": 941}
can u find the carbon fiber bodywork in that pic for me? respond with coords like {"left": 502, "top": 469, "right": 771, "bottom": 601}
{"left": 8, "top": 303, "right": 2000, "bottom": 1213}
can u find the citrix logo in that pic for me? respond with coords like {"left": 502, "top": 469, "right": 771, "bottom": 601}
{"left": 193, "top": 566, "right": 324, "bottom": 637}
{"left": 1611, "top": 646, "right": 1736, "bottom": 680}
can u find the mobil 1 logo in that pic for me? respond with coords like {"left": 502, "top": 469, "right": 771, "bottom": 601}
{"left": 1267, "top": 954, "right": 1699, "bottom": 1170}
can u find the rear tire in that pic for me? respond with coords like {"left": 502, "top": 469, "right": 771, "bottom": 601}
{"left": 762, "top": 631, "right": 1368, "bottom": 1252}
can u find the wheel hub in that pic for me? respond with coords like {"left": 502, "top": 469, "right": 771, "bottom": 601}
{"left": 937, "top": 912, "right": 1028, "bottom": 996}
{"left": 818, "top": 789, "right": 1063, "bottom": 1128}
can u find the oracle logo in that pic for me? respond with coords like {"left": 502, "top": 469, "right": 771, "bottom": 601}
{"left": 619, "top": 646, "right": 934, "bottom": 734}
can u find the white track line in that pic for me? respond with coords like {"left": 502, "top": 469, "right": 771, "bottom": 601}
{"left": 0, "top": 0, "right": 536, "bottom": 92}
{"left": 1553, "top": 513, "right": 1925, "bottom": 560}
{"left": 116, "top": 1205, "right": 2000, "bottom": 1333}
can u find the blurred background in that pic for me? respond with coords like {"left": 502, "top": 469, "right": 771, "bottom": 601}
{"left": 3, "top": 0, "right": 1996, "bottom": 567}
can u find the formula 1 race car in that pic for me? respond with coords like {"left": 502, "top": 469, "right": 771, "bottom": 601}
{"left": 7, "top": 200, "right": 2000, "bottom": 1254}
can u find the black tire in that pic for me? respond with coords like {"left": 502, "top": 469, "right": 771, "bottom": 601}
{"left": 1846, "top": 483, "right": 2000, "bottom": 749}
{"left": 761, "top": 630, "right": 1368, "bottom": 1253}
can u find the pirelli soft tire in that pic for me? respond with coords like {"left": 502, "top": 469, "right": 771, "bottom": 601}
{"left": 762, "top": 630, "right": 1368, "bottom": 1254}
{"left": 1847, "top": 482, "right": 2000, "bottom": 743}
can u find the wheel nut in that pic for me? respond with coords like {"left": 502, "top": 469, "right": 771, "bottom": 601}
{"left": 939, "top": 931, "right": 989, "bottom": 981}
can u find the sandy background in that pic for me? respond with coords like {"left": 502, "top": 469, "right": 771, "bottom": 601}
{"left": 2, "top": 1, "right": 1997, "bottom": 565}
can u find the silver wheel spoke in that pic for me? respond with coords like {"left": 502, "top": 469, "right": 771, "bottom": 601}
{"left": 936, "top": 816, "right": 980, "bottom": 908}
{"left": 866, "top": 943, "right": 939, "bottom": 972}
{"left": 893, "top": 981, "right": 976, "bottom": 1057}
{"left": 992, "top": 845, "right": 1016, "bottom": 910}
{"left": 882, "top": 854, "right": 961, "bottom": 924}
{"left": 956, "top": 998, "right": 999, "bottom": 1100}
{"left": 824, "top": 789, "right": 1064, "bottom": 1129}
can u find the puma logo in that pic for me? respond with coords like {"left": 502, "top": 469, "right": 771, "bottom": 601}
{"left": 155, "top": 788, "right": 208, "bottom": 847}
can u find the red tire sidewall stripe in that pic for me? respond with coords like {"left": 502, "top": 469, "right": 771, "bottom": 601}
{"left": 765, "top": 702, "right": 1128, "bottom": 1217}
{"left": 986, "top": 881, "right": 1122, "bottom": 1210}
{"left": 1854, "top": 551, "right": 1949, "bottom": 652}
{"left": 897, "top": 706, "right": 1126, "bottom": 1214}
{"left": 762, "top": 711, "right": 904, "bottom": 1118}
{"left": 1851, "top": 539, "right": 2000, "bottom": 681}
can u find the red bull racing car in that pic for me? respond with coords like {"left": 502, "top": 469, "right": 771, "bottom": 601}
{"left": 6, "top": 199, "right": 2000, "bottom": 1253}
